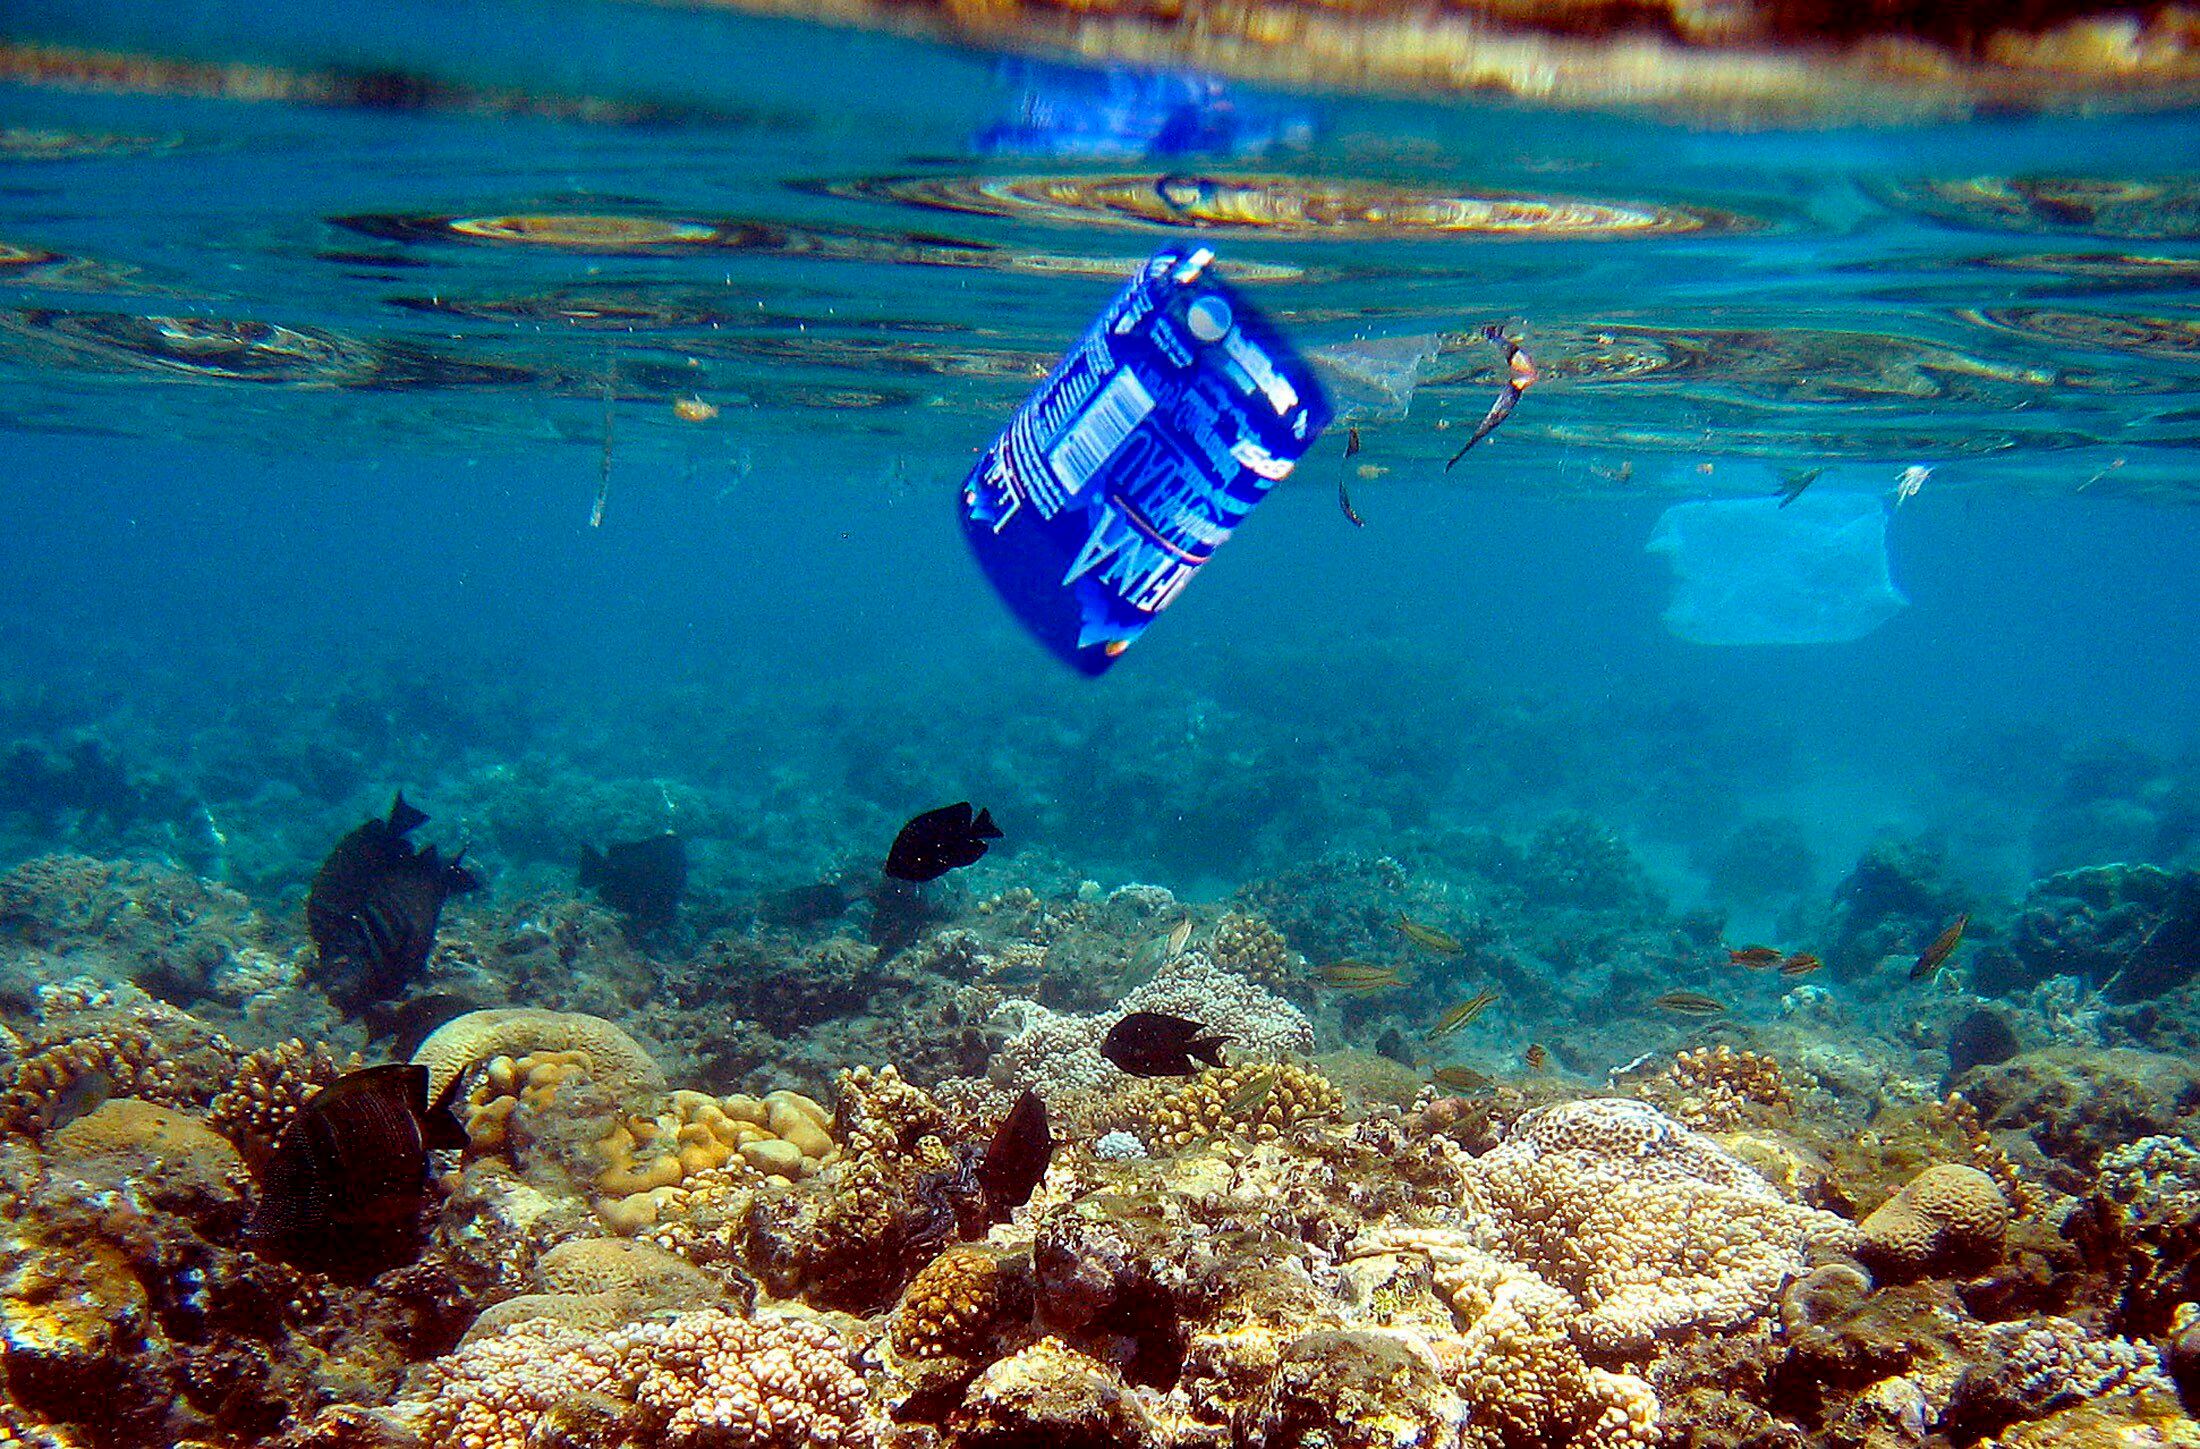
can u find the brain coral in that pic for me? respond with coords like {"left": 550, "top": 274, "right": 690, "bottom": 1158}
{"left": 413, "top": 1007, "right": 667, "bottom": 1103}
{"left": 406, "top": 1308, "right": 871, "bottom": 1449}
{"left": 1859, "top": 1163, "right": 2009, "bottom": 1281}
{"left": 1465, "top": 1098, "right": 1859, "bottom": 1354}
{"left": 1149, "top": 1062, "right": 1342, "bottom": 1151}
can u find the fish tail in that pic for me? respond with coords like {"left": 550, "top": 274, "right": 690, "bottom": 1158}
{"left": 1191, "top": 1036, "right": 1230, "bottom": 1068}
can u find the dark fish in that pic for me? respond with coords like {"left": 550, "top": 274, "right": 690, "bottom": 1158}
{"left": 247, "top": 1063, "right": 466, "bottom": 1276}
{"left": 1775, "top": 466, "right": 1823, "bottom": 508}
{"left": 1099, "top": 1011, "right": 1232, "bottom": 1077}
{"left": 1652, "top": 990, "right": 1728, "bottom": 1016}
{"left": 1339, "top": 425, "right": 1367, "bottom": 527}
{"left": 1729, "top": 946, "right": 1782, "bottom": 968}
{"left": 756, "top": 879, "right": 860, "bottom": 928}
{"left": 38, "top": 1068, "right": 113, "bottom": 1134}
{"left": 578, "top": 831, "right": 686, "bottom": 927}
{"left": 306, "top": 795, "right": 479, "bottom": 1013}
{"left": 1445, "top": 325, "right": 1536, "bottom": 469}
{"left": 884, "top": 801, "right": 1002, "bottom": 883}
{"left": 979, "top": 1089, "right": 1053, "bottom": 1222}
{"left": 1911, "top": 912, "right": 1970, "bottom": 981}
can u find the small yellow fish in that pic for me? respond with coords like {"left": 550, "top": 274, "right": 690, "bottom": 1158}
{"left": 673, "top": 396, "right": 719, "bottom": 422}
{"left": 1652, "top": 990, "right": 1727, "bottom": 1016}
{"left": 1428, "top": 1065, "right": 1494, "bottom": 1094}
{"left": 1777, "top": 952, "right": 1823, "bottom": 978}
{"left": 1425, "top": 989, "right": 1500, "bottom": 1040}
{"left": 1318, "top": 960, "right": 1406, "bottom": 990}
{"left": 1220, "top": 1071, "right": 1276, "bottom": 1119}
{"left": 1397, "top": 915, "right": 1464, "bottom": 954}
{"left": 1524, "top": 1042, "right": 1548, "bottom": 1071}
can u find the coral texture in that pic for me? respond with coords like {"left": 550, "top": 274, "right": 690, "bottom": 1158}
{"left": 413, "top": 1007, "right": 667, "bottom": 1103}
{"left": 1859, "top": 1163, "right": 2010, "bottom": 1281}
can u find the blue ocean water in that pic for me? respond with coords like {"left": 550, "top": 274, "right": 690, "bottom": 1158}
{"left": 6, "top": 2, "right": 2197, "bottom": 914}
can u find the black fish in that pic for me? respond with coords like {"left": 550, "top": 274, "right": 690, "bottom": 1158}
{"left": 979, "top": 1088, "right": 1053, "bottom": 1223}
{"left": 306, "top": 795, "right": 479, "bottom": 1014}
{"left": 1099, "top": 1011, "right": 1232, "bottom": 1077}
{"left": 756, "top": 879, "right": 860, "bottom": 928}
{"left": 884, "top": 801, "right": 1002, "bottom": 883}
{"left": 578, "top": 831, "right": 686, "bottom": 927}
{"left": 247, "top": 1063, "right": 466, "bottom": 1276}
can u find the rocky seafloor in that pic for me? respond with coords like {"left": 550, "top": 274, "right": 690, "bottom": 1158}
{"left": 1, "top": 802, "right": 2198, "bottom": 1449}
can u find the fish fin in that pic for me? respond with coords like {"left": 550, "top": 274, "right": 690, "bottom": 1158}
{"left": 972, "top": 808, "right": 1002, "bottom": 840}
{"left": 1190, "top": 1035, "right": 1231, "bottom": 1068}
{"left": 445, "top": 850, "right": 481, "bottom": 894}
{"left": 387, "top": 793, "right": 429, "bottom": 837}
{"left": 421, "top": 1068, "right": 471, "bottom": 1153}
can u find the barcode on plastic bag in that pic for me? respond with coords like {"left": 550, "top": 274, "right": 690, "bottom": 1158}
{"left": 1049, "top": 366, "right": 1154, "bottom": 496}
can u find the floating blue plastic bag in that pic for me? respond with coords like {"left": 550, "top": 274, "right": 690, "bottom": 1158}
{"left": 1645, "top": 491, "right": 1907, "bottom": 645}
{"left": 962, "top": 248, "right": 1331, "bottom": 675}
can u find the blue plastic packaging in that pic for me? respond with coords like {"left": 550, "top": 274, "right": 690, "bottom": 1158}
{"left": 961, "top": 248, "right": 1332, "bottom": 675}
{"left": 974, "top": 59, "right": 1315, "bottom": 159}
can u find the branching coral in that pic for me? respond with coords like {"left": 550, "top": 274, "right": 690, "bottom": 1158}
{"left": 0, "top": 1027, "right": 204, "bottom": 1135}
{"left": 205, "top": 1038, "right": 363, "bottom": 1155}
{"left": 1148, "top": 1062, "right": 1342, "bottom": 1152}
{"left": 1465, "top": 1098, "right": 1859, "bottom": 1354}
{"left": 403, "top": 1308, "right": 873, "bottom": 1449}
{"left": 1652, "top": 1045, "right": 1795, "bottom": 1132}
{"left": 1207, "top": 913, "right": 1296, "bottom": 991}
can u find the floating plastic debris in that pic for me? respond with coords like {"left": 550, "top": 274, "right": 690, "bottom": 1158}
{"left": 975, "top": 59, "right": 1315, "bottom": 159}
{"left": 961, "top": 247, "right": 1331, "bottom": 674}
{"left": 1646, "top": 490, "right": 1908, "bottom": 646}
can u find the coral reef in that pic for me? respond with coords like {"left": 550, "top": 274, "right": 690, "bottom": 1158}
{"left": 413, "top": 1006, "right": 668, "bottom": 1103}
{"left": 1147, "top": 1061, "right": 1342, "bottom": 1151}
{"left": 1858, "top": 1163, "right": 2010, "bottom": 1281}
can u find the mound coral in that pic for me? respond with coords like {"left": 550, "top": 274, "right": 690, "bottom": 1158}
{"left": 413, "top": 1007, "right": 666, "bottom": 1103}
{"left": 1148, "top": 1062, "right": 1342, "bottom": 1151}
{"left": 463, "top": 1237, "right": 727, "bottom": 1342}
{"left": 1859, "top": 1163, "right": 2009, "bottom": 1281}
{"left": 592, "top": 1088, "right": 837, "bottom": 1233}
{"left": 402, "top": 1308, "right": 873, "bottom": 1448}
{"left": 892, "top": 1245, "right": 1029, "bottom": 1363}
{"left": 1465, "top": 1098, "right": 1859, "bottom": 1353}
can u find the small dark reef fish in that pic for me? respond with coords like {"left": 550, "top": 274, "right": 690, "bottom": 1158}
{"left": 1100, "top": 1011, "right": 1231, "bottom": 1077}
{"left": 306, "top": 794, "right": 479, "bottom": 1015}
{"left": 578, "top": 831, "right": 686, "bottom": 928}
{"left": 884, "top": 801, "right": 1002, "bottom": 883}
{"left": 246, "top": 1063, "right": 466, "bottom": 1277}
{"left": 978, "top": 1088, "right": 1053, "bottom": 1223}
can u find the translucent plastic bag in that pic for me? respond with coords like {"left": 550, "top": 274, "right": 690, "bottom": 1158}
{"left": 1646, "top": 490, "right": 1907, "bottom": 645}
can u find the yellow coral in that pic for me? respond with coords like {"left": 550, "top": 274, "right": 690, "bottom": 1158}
{"left": 0, "top": 1026, "right": 201, "bottom": 1134}
{"left": 892, "top": 1246, "right": 1018, "bottom": 1362}
{"left": 833, "top": 1064, "right": 944, "bottom": 1160}
{"left": 1655, "top": 1045, "right": 1795, "bottom": 1131}
{"left": 1209, "top": 912, "right": 1296, "bottom": 989}
{"left": 412, "top": 1007, "right": 666, "bottom": 1103}
{"left": 589, "top": 1089, "right": 836, "bottom": 1234}
{"left": 1149, "top": 1061, "right": 1342, "bottom": 1151}
{"left": 1859, "top": 1163, "right": 2009, "bottom": 1280}
{"left": 205, "top": 1038, "right": 363, "bottom": 1152}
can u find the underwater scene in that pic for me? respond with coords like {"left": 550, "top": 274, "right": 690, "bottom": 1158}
{"left": 5, "top": 0, "right": 2200, "bottom": 1445}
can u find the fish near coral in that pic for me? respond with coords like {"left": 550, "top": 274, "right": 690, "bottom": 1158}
{"left": 1777, "top": 952, "right": 1823, "bottom": 978}
{"left": 1318, "top": 959, "right": 1405, "bottom": 990}
{"left": 306, "top": 794, "right": 479, "bottom": 1014}
{"left": 1652, "top": 990, "right": 1727, "bottom": 1016}
{"left": 1911, "top": 912, "right": 1969, "bottom": 981}
{"left": 979, "top": 1088, "right": 1052, "bottom": 1223}
{"left": 885, "top": 801, "right": 1002, "bottom": 883}
{"left": 1100, "top": 1011, "right": 1231, "bottom": 1076}
{"left": 1425, "top": 989, "right": 1499, "bottom": 1040}
{"left": 247, "top": 1063, "right": 466, "bottom": 1276}
{"left": 578, "top": 831, "right": 686, "bottom": 928}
